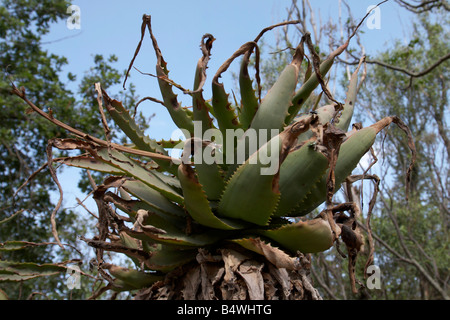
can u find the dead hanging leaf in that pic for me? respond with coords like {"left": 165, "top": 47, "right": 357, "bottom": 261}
{"left": 199, "top": 263, "right": 225, "bottom": 300}
{"left": 51, "top": 138, "right": 94, "bottom": 151}
{"left": 213, "top": 41, "right": 260, "bottom": 87}
{"left": 341, "top": 224, "right": 362, "bottom": 295}
{"left": 232, "top": 237, "right": 299, "bottom": 270}
{"left": 182, "top": 267, "right": 201, "bottom": 300}
{"left": 92, "top": 176, "right": 128, "bottom": 198}
{"left": 192, "top": 33, "right": 215, "bottom": 94}
{"left": 11, "top": 82, "right": 174, "bottom": 163}
{"left": 332, "top": 201, "right": 366, "bottom": 295}
{"left": 95, "top": 82, "right": 112, "bottom": 144}
{"left": 213, "top": 19, "right": 303, "bottom": 91}
{"left": 345, "top": 173, "right": 380, "bottom": 279}
{"left": 220, "top": 249, "right": 250, "bottom": 281}
{"left": 123, "top": 14, "right": 149, "bottom": 90}
{"left": 237, "top": 260, "right": 265, "bottom": 300}
{"left": 322, "top": 124, "right": 347, "bottom": 207}
{"left": 262, "top": 272, "right": 278, "bottom": 300}
{"left": 268, "top": 263, "right": 292, "bottom": 299}
{"left": 135, "top": 209, "right": 167, "bottom": 235}
{"left": 219, "top": 249, "right": 250, "bottom": 300}
{"left": 299, "top": 269, "right": 323, "bottom": 300}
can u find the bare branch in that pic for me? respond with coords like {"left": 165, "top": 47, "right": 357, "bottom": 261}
{"left": 395, "top": 0, "right": 450, "bottom": 13}
{"left": 338, "top": 52, "right": 450, "bottom": 78}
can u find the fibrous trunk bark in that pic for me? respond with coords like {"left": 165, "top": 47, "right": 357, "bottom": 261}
{"left": 135, "top": 246, "right": 322, "bottom": 300}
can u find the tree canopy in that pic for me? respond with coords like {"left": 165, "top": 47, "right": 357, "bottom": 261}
{"left": 0, "top": 0, "right": 141, "bottom": 299}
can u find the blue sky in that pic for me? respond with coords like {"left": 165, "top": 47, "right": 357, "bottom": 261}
{"left": 42, "top": 0, "right": 414, "bottom": 140}
{"left": 39, "top": 0, "right": 416, "bottom": 220}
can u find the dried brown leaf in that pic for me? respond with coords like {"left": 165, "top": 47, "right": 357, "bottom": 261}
{"left": 237, "top": 260, "right": 265, "bottom": 300}
{"left": 181, "top": 267, "right": 201, "bottom": 300}
{"left": 200, "top": 263, "right": 224, "bottom": 300}
{"left": 268, "top": 264, "right": 291, "bottom": 299}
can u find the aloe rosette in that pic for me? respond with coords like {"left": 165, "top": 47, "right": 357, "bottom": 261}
{"left": 9, "top": 15, "right": 415, "bottom": 297}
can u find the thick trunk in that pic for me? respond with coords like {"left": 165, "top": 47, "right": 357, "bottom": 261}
{"left": 135, "top": 247, "right": 322, "bottom": 300}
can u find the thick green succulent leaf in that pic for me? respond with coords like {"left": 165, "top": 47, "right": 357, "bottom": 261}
{"left": 178, "top": 163, "right": 245, "bottom": 230}
{"left": 192, "top": 34, "right": 215, "bottom": 132}
{"left": 218, "top": 134, "right": 283, "bottom": 226}
{"left": 286, "top": 39, "right": 351, "bottom": 124}
{"left": 104, "top": 97, "right": 178, "bottom": 175}
{"left": 192, "top": 90, "right": 214, "bottom": 131}
{"left": 105, "top": 264, "right": 164, "bottom": 289}
{"left": 294, "top": 125, "right": 378, "bottom": 216}
{"left": 120, "top": 179, "right": 185, "bottom": 218}
{"left": 334, "top": 57, "right": 364, "bottom": 132}
{"left": 146, "top": 246, "right": 198, "bottom": 272}
{"left": 195, "top": 161, "right": 225, "bottom": 202}
{"left": 58, "top": 155, "right": 126, "bottom": 175}
{"left": 274, "top": 142, "right": 329, "bottom": 217}
{"left": 104, "top": 98, "right": 167, "bottom": 155}
{"left": 286, "top": 56, "right": 334, "bottom": 125}
{"left": 94, "top": 148, "right": 184, "bottom": 205}
{"left": 212, "top": 82, "right": 241, "bottom": 135}
{"left": 110, "top": 279, "right": 137, "bottom": 292}
{"left": 120, "top": 231, "right": 140, "bottom": 249}
{"left": 156, "top": 64, "right": 195, "bottom": 134}
{"left": 137, "top": 211, "right": 229, "bottom": 247}
{"left": 212, "top": 43, "right": 261, "bottom": 136}
{"left": 257, "top": 217, "right": 334, "bottom": 254}
{"left": 105, "top": 191, "right": 183, "bottom": 225}
{"left": 191, "top": 143, "right": 225, "bottom": 201}
{"left": 0, "top": 288, "right": 8, "bottom": 300}
{"left": 0, "top": 241, "right": 42, "bottom": 252}
{"left": 119, "top": 231, "right": 142, "bottom": 267}
{"left": 0, "top": 261, "right": 67, "bottom": 282}
{"left": 238, "top": 51, "right": 259, "bottom": 129}
{"left": 218, "top": 115, "right": 317, "bottom": 225}
{"left": 156, "top": 138, "right": 184, "bottom": 149}
{"left": 152, "top": 171, "right": 181, "bottom": 190}
{"left": 250, "top": 44, "right": 304, "bottom": 139}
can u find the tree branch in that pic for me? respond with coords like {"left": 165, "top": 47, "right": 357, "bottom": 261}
{"left": 338, "top": 52, "right": 450, "bottom": 78}
{"left": 395, "top": 0, "right": 450, "bottom": 13}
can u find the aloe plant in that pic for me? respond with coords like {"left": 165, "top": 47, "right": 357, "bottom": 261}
{"left": 9, "top": 14, "right": 415, "bottom": 300}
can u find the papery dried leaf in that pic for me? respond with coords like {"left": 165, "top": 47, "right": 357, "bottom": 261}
{"left": 199, "top": 263, "right": 224, "bottom": 300}
{"left": 237, "top": 260, "right": 265, "bottom": 300}
{"left": 268, "top": 264, "right": 292, "bottom": 299}
{"left": 232, "top": 237, "right": 299, "bottom": 270}
{"left": 181, "top": 267, "right": 201, "bottom": 300}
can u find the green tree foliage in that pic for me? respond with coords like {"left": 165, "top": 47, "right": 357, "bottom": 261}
{"left": 357, "top": 11, "right": 449, "bottom": 299}
{"left": 0, "top": 0, "right": 141, "bottom": 299}
{"left": 0, "top": 0, "right": 77, "bottom": 300}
